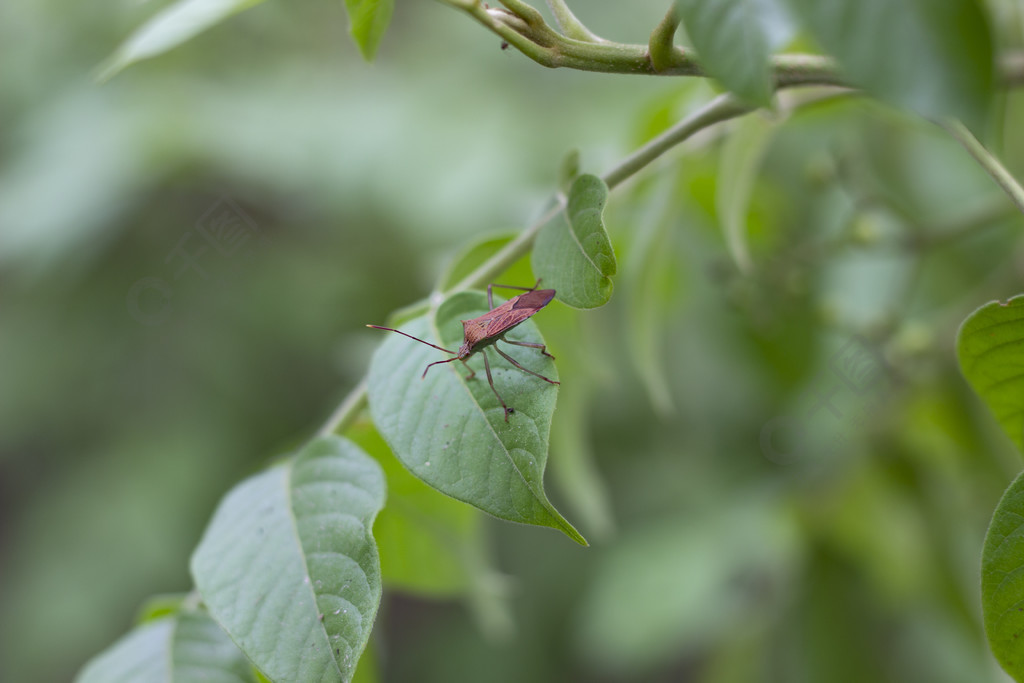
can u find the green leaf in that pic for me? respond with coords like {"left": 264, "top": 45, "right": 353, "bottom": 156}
{"left": 982, "top": 469, "right": 1024, "bottom": 681}
{"left": 366, "top": 291, "right": 586, "bottom": 545}
{"left": 96, "top": 0, "right": 267, "bottom": 81}
{"left": 344, "top": 0, "right": 395, "bottom": 61}
{"left": 136, "top": 593, "right": 190, "bottom": 624}
{"left": 75, "top": 608, "right": 257, "bottom": 683}
{"left": 532, "top": 174, "right": 617, "bottom": 309}
{"left": 676, "top": 0, "right": 774, "bottom": 106}
{"left": 785, "top": 0, "right": 994, "bottom": 129}
{"left": 191, "top": 437, "right": 385, "bottom": 683}
{"left": 957, "top": 295, "right": 1024, "bottom": 453}
{"left": 716, "top": 113, "right": 779, "bottom": 273}
{"left": 347, "top": 421, "right": 485, "bottom": 597}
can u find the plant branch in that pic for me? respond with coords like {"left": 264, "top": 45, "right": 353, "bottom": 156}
{"left": 543, "top": 0, "right": 603, "bottom": 42}
{"left": 648, "top": 3, "right": 683, "bottom": 72}
{"left": 316, "top": 378, "right": 368, "bottom": 437}
{"left": 316, "top": 93, "right": 765, "bottom": 438}
{"left": 440, "top": 1, "right": 1024, "bottom": 91}
{"left": 944, "top": 119, "right": 1024, "bottom": 217}
{"left": 605, "top": 93, "right": 753, "bottom": 189}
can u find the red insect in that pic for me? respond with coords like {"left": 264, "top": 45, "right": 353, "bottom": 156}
{"left": 368, "top": 281, "right": 559, "bottom": 421}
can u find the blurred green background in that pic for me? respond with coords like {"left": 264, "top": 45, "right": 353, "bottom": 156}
{"left": 3, "top": 1, "right": 1024, "bottom": 681}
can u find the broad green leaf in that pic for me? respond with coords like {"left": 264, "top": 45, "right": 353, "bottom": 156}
{"left": 676, "top": 0, "right": 774, "bottom": 105}
{"left": 982, "top": 469, "right": 1024, "bottom": 681}
{"left": 75, "top": 608, "right": 257, "bottom": 683}
{"left": 347, "top": 421, "right": 485, "bottom": 597}
{"left": 533, "top": 174, "right": 617, "bottom": 309}
{"left": 786, "top": 0, "right": 994, "bottom": 129}
{"left": 366, "top": 290, "right": 586, "bottom": 545}
{"left": 717, "top": 113, "right": 779, "bottom": 273}
{"left": 191, "top": 437, "right": 385, "bottom": 683}
{"left": 97, "top": 0, "right": 267, "bottom": 81}
{"left": 957, "top": 295, "right": 1024, "bottom": 452}
{"left": 344, "top": 0, "right": 395, "bottom": 61}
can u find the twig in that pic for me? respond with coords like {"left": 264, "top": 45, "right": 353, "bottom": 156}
{"left": 944, "top": 119, "right": 1024, "bottom": 217}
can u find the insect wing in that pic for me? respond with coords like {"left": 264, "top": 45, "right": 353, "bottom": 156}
{"left": 462, "top": 288, "right": 557, "bottom": 348}
{"left": 482, "top": 289, "right": 556, "bottom": 337}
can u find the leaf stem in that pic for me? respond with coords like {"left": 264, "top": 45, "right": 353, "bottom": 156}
{"left": 316, "top": 378, "right": 368, "bottom": 437}
{"left": 604, "top": 93, "right": 752, "bottom": 189}
{"left": 648, "top": 3, "right": 683, "bottom": 72}
{"left": 543, "top": 0, "right": 603, "bottom": 42}
{"left": 943, "top": 119, "right": 1024, "bottom": 217}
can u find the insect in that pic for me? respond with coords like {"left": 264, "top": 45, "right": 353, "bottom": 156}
{"left": 368, "top": 280, "right": 559, "bottom": 421}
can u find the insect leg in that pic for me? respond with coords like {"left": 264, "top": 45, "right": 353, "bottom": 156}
{"left": 481, "top": 349, "right": 512, "bottom": 421}
{"left": 488, "top": 279, "right": 542, "bottom": 296}
{"left": 500, "top": 337, "right": 555, "bottom": 359}
{"left": 460, "top": 358, "right": 476, "bottom": 381}
{"left": 494, "top": 344, "right": 560, "bottom": 385}
{"left": 422, "top": 356, "right": 460, "bottom": 379}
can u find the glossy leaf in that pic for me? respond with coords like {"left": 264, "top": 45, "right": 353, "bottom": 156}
{"left": 344, "top": 0, "right": 395, "bottom": 61}
{"left": 676, "top": 0, "right": 774, "bottom": 105}
{"left": 786, "top": 0, "right": 994, "bottom": 129}
{"left": 957, "top": 295, "right": 1024, "bottom": 452}
{"left": 533, "top": 174, "right": 616, "bottom": 309}
{"left": 75, "top": 609, "right": 257, "bottom": 683}
{"left": 366, "top": 291, "right": 586, "bottom": 545}
{"left": 97, "top": 0, "right": 266, "bottom": 81}
{"left": 191, "top": 437, "right": 385, "bottom": 683}
{"left": 982, "top": 469, "right": 1024, "bottom": 681}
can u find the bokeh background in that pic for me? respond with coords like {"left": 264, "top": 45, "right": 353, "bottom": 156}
{"left": 3, "top": 1, "right": 1024, "bottom": 681}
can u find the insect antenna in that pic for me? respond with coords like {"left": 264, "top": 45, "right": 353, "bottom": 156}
{"left": 366, "top": 325, "right": 457, "bottom": 355}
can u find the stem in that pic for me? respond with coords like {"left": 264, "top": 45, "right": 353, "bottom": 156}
{"left": 449, "top": 202, "right": 565, "bottom": 294}
{"left": 316, "top": 378, "right": 368, "bottom": 437}
{"left": 544, "top": 0, "right": 602, "bottom": 42}
{"left": 648, "top": 3, "right": 683, "bottom": 72}
{"left": 604, "top": 94, "right": 752, "bottom": 189}
{"left": 944, "top": 119, "right": 1024, "bottom": 216}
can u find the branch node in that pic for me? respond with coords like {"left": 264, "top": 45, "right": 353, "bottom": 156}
{"left": 648, "top": 3, "right": 683, "bottom": 72}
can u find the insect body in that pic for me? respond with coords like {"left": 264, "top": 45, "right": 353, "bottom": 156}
{"left": 368, "top": 281, "right": 559, "bottom": 421}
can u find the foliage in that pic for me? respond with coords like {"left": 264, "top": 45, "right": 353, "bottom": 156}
{"left": 5, "top": 0, "right": 1024, "bottom": 682}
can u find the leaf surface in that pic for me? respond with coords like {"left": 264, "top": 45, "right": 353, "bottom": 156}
{"left": 957, "top": 295, "right": 1024, "bottom": 452}
{"left": 676, "top": 0, "right": 775, "bottom": 105}
{"left": 191, "top": 437, "right": 385, "bottom": 683}
{"left": 97, "top": 0, "right": 266, "bottom": 81}
{"left": 347, "top": 421, "right": 485, "bottom": 596}
{"left": 343, "top": 0, "right": 395, "bottom": 61}
{"left": 533, "top": 174, "right": 616, "bottom": 309}
{"left": 367, "top": 291, "right": 585, "bottom": 545}
{"left": 75, "top": 608, "right": 257, "bottom": 683}
{"left": 982, "top": 470, "right": 1024, "bottom": 682}
{"left": 786, "top": 0, "right": 994, "bottom": 129}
